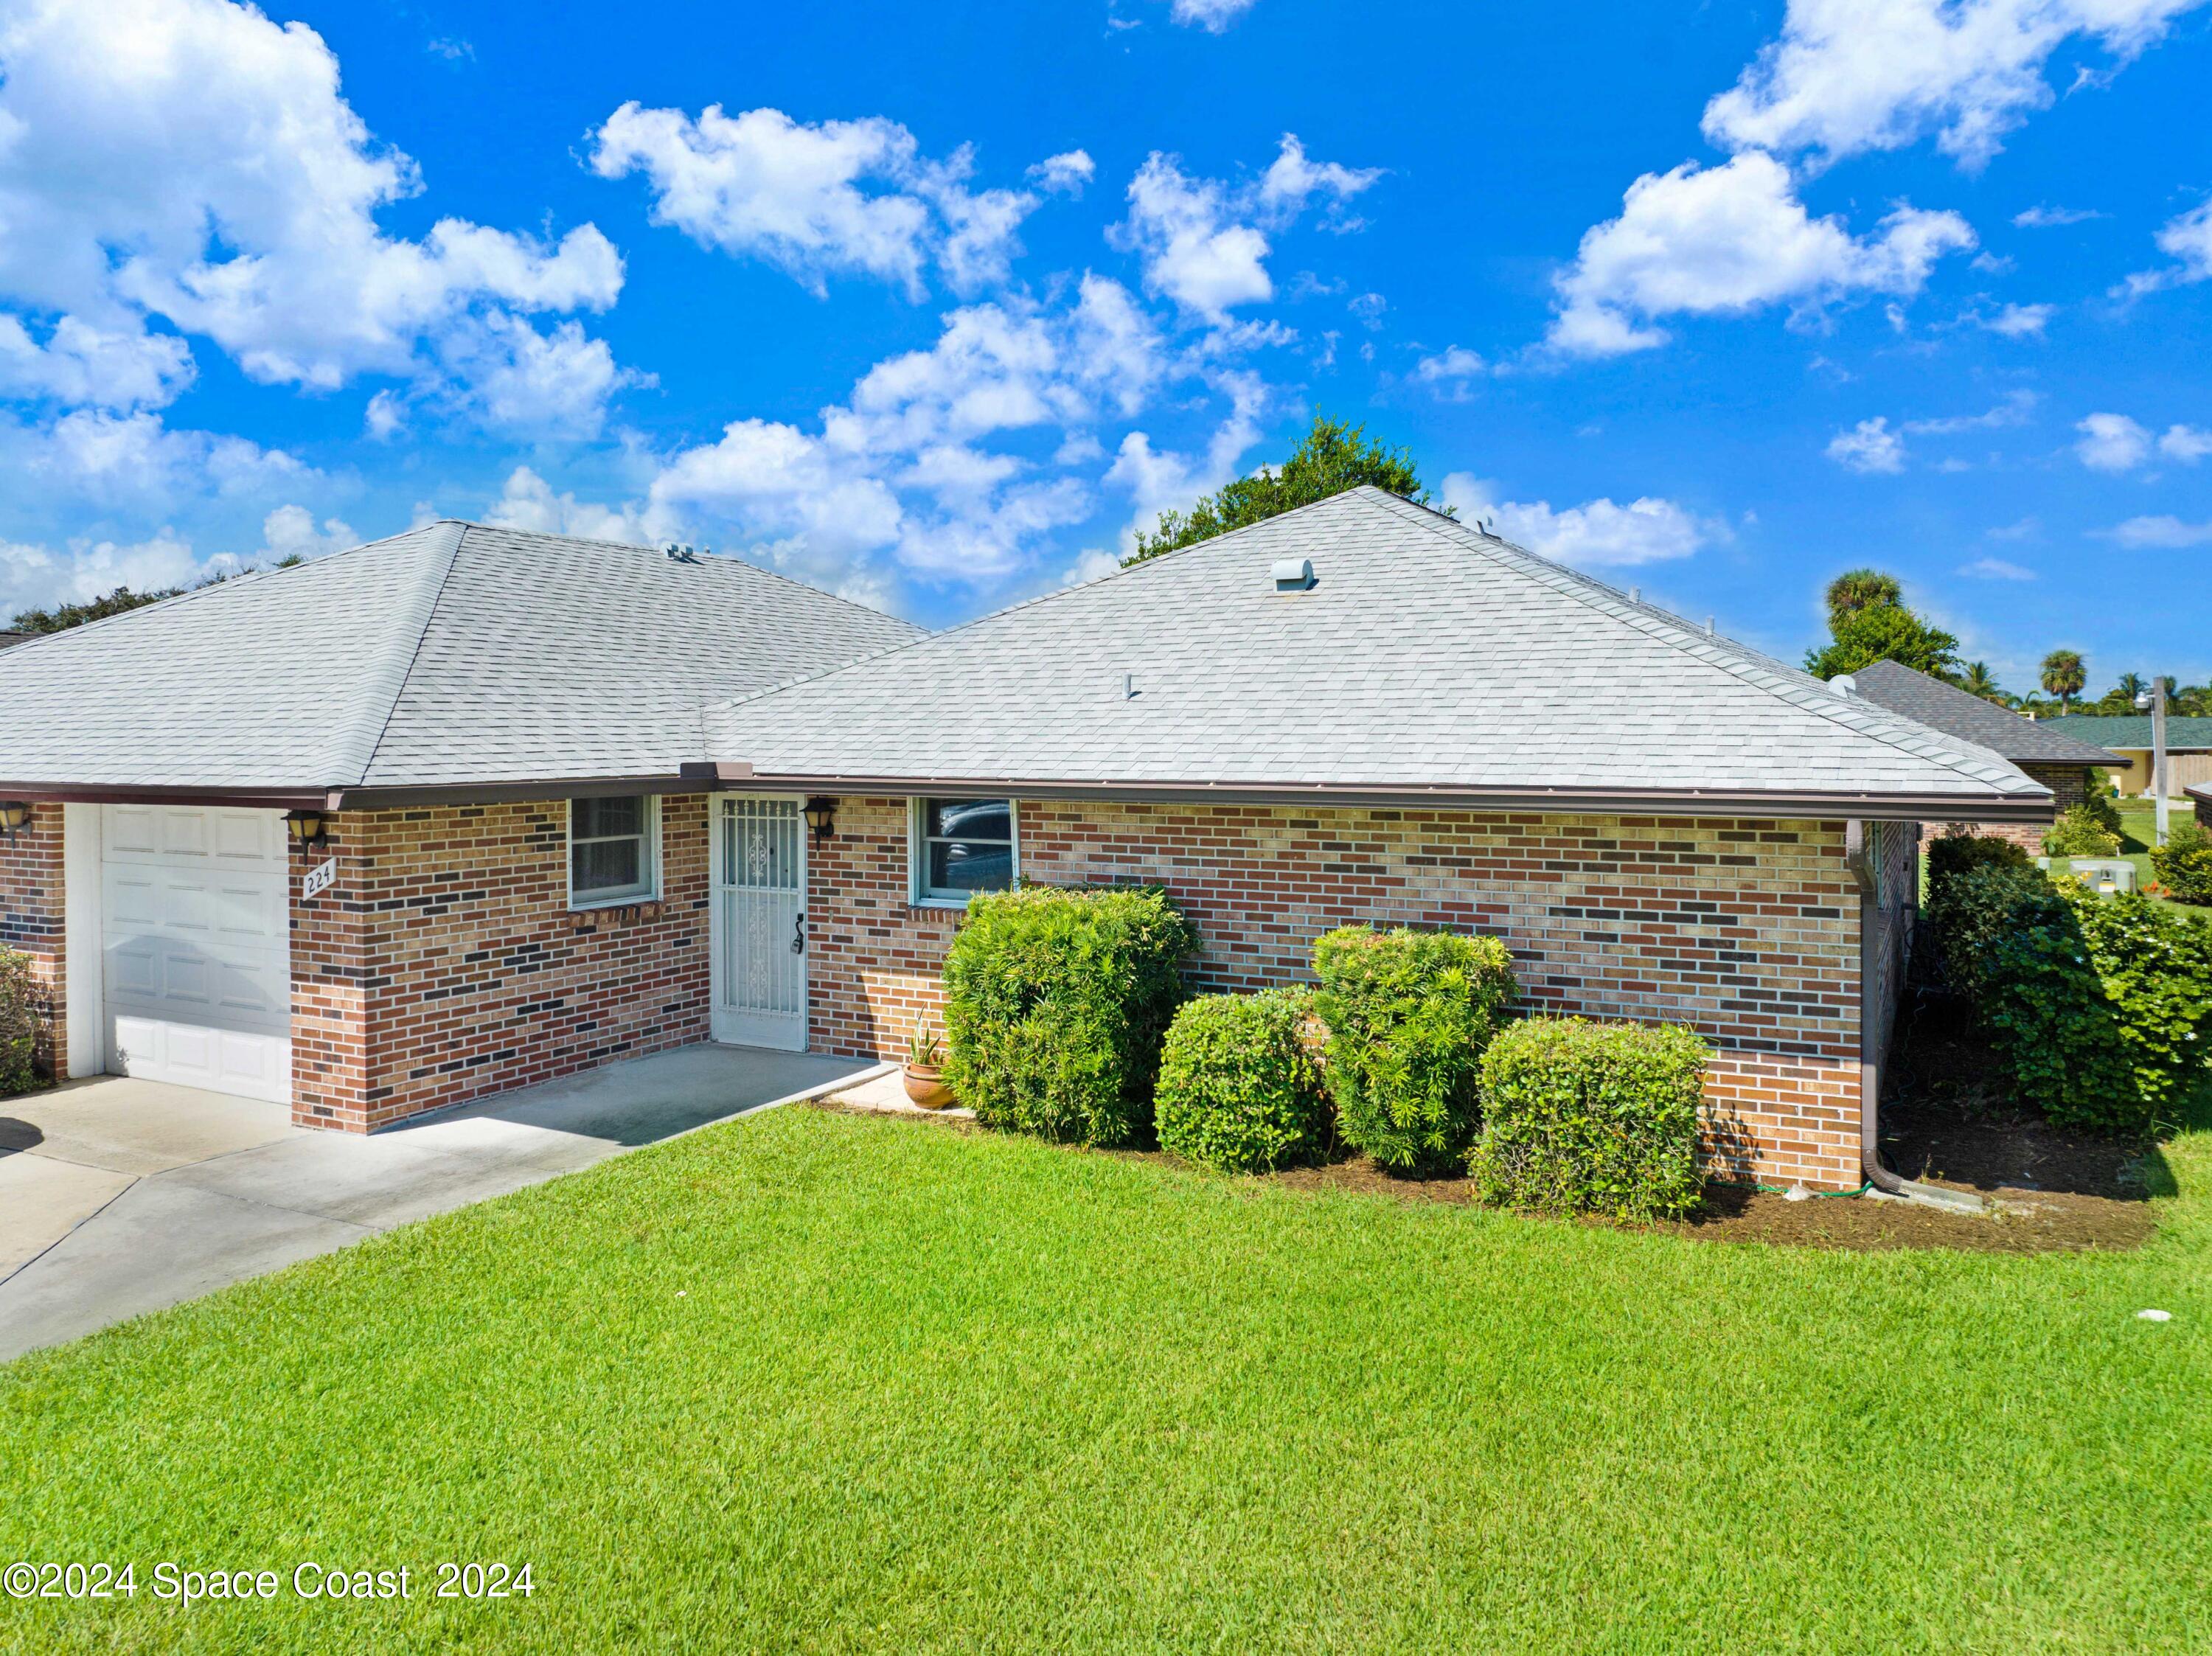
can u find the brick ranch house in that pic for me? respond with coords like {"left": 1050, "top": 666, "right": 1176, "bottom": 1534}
{"left": 0, "top": 490, "right": 2055, "bottom": 1191}
{"left": 1848, "top": 658, "right": 2121, "bottom": 850}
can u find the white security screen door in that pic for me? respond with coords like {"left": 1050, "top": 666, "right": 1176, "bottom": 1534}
{"left": 100, "top": 804, "right": 292, "bottom": 1102}
{"left": 711, "top": 796, "right": 807, "bottom": 1049}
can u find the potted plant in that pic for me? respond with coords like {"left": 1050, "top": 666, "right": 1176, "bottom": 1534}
{"left": 902, "top": 1017, "right": 953, "bottom": 1110}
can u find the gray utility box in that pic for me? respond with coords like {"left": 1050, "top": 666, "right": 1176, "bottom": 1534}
{"left": 2037, "top": 857, "right": 2137, "bottom": 894}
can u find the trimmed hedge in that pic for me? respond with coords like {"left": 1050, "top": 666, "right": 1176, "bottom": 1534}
{"left": 2152, "top": 821, "right": 2212, "bottom": 905}
{"left": 1155, "top": 989, "right": 1329, "bottom": 1174}
{"left": 1927, "top": 860, "right": 2212, "bottom": 1134}
{"left": 0, "top": 949, "right": 35, "bottom": 1096}
{"left": 1310, "top": 925, "right": 1516, "bottom": 1173}
{"left": 1470, "top": 1017, "right": 1708, "bottom": 1220}
{"left": 940, "top": 885, "right": 1196, "bottom": 1147}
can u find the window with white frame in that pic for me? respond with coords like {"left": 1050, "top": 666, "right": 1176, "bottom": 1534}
{"left": 568, "top": 795, "right": 659, "bottom": 906}
{"left": 911, "top": 798, "right": 1016, "bottom": 905}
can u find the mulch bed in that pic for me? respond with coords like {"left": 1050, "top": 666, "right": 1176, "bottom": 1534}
{"left": 822, "top": 995, "right": 2169, "bottom": 1254}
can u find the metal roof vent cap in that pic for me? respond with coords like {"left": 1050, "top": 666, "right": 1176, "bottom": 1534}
{"left": 1831, "top": 675, "right": 1857, "bottom": 697}
{"left": 1272, "top": 557, "right": 1316, "bottom": 593}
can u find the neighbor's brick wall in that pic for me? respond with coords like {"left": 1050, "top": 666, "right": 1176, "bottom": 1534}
{"left": 1936, "top": 762, "right": 2089, "bottom": 850}
{"left": 293, "top": 796, "right": 711, "bottom": 1131}
{"left": 0, "top": 810, "right": 66, "bottom": 1079}
{"left": 808, "top": 799, "right": 1870, "bottom": 1189}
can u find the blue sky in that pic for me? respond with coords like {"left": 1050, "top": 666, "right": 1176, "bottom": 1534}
{"left": 1, "top": 0, "right": 2208, "bottom": 695}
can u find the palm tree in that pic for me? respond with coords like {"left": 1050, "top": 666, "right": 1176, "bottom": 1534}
{"left": 1958, "top": 661, "right": 2003, "bottom": 703}
{"left": 1824, "top": 568, "right": 1903, "bottom": 627}
{"left": 2041, "top": 649, "right": 2086, "bottom": 714}
{"left": 2115, "top": 672, "right": 2146, "bottom": 706}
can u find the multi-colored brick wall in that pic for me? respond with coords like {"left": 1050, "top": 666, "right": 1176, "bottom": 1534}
{"left": 1938, "top": 762, "right": 2093, "bottom": 851}
{"left": 0, "top": 809, "right": 66, "bottom": 1079}
{"left": 294, "top": 796, "right": 712, "bottom": 1130}
{"left": 807, "top": 799, "right": 1875, "bottom": 1189}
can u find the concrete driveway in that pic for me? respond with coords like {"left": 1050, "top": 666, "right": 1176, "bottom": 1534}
{"left": 0, "top": 1046, "right": 885, "bottom": 1362}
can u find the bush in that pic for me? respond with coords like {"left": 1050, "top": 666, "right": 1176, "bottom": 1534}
{"left": 2044, "top": 804, "right": 2122, "bottom": 860}
{"left": 1925, "top": 855, "right": 2047, "bottom": 1009}
{"left": 2152, "top": 821, "right": 2212, "bottom": 905}
{"left": 1925, "top": 831, "right": 2030, "bottom": 890}
{"left": 1310, "top": 926, "right": 1516, "bottom": 1173}
{"left": 0, "top": 949, "right": 37, "bottom": 1095}
{"left": 2081, "top": 787, "right": 2124, "bottom": 838}
{"left": 1469, "top": 1018, "right": 1709, "bottom": 1220}
{"left": 1155, "top": 990, "right": 1329, "bottom": 1173}
{"left": 1927, "top": 864, "right": 2212, "bottom": 1134}
{"left": 941, "top": 885, "right": 1196, "bottom": 1147}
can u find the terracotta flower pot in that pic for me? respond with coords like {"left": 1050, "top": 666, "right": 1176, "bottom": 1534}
{"left": 902, "top": 1064, "right": 954, "bottom": 1110}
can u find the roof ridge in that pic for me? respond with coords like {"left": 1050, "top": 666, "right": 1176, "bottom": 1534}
{"left": 329, "top": 521, "right": 467, "bottom": 787}
{"left": 1361, "top": 490, "right": 2041, "bottom": 797}
{"left": 701, "top": 486, "right": 1401, "bottom": 720}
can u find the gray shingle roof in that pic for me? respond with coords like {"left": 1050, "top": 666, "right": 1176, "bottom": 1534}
{"left": 700, "top": 487, "right": 2051, "bottom": 819}
{"left": 2041, "top": 714, "right": 2212, "bottom": 751}
{"left": 1848, "top": 660, "right": 2123, "bottom": 766}
{"left": 0, "top": 521, "right": 917, "bottom": 797}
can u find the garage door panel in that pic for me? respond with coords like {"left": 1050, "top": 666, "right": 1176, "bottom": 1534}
{"left": 101, "top": 804, "right": 292, "bottom": 1104}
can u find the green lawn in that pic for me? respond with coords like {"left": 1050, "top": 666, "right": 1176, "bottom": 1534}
{"left": 4, "top": 1104, "right": 2209, "bottom": 1653}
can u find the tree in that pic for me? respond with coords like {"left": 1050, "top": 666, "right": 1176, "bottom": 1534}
{"left": 2114, "top": 672, "right": 2146, "bottom": 705}
{"left": 1805, "top": 600, "right": 1961, "bottom": 681}
{"left": 1823, "top": 568, "right": 1903, "bottom": 627}
{"left": 2040, "top": 650, "right": 2086, "bottom": 714}
{"left": 1958, "top": 661, "right": 2004, "bottom": 703}
{"left": 10, "top": 584, "right": 183, "bottom": 633}
{"left": 1121, "top": 415, "right": 1445, "bottom": 566}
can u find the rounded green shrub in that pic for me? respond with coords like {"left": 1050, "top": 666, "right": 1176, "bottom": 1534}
{"left": 941, "top": 885, "right": 1196, "bottom": 1147}
{"left": 1310, "top": 925, "right": 1516, "bottom": 1174}
{"left": 1926, "top": 832, "right": 2031, "bottom": 886}
{"left": 2152, "top": 821, "right": 2212, "bottom": 905}
{"left": 1470, "top": 1017, "right": 1709, "bottom": 1220}
{"left": 1155, "top": 989, "right": 1329, "bottom": 1174}
{"left": 0, "top": 948, "right": 38, "bottom": 1096}
{"left": 2044, "top": 804, "right": 2121, "bottom": 859}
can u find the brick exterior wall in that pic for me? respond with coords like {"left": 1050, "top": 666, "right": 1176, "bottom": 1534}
{"left": 0, "top": 809, "right": 66, "bottom": 1079}
{"left": 807, "top": 799, "right": 1873, "bottom": 1189}
{"left": 1938, "top": 762, "right": 2094, "bottom": 851}
{"left": 293, "top": 796, "right": 712, "bottom": 1131}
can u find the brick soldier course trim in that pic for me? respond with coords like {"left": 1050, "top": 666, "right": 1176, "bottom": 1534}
{"left": 807, "top": 797, "right": 1874, "bottom": 1190}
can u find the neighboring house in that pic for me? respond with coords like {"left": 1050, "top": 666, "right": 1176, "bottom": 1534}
{"left": 1848, "top": 659, "right": 2123, "bottom": 849}
{"left": 2042, "top": 715, "right": 2212, "bottom": 797}
{"left": 2191, "top": 785, "right": 2211, "bottom": 831}
{"left": 0, "top": 631, "right": 33, "bottom": 650}
{"left": 0, "top": 521, "right": 916, "bottom": 1126}
{"left": 0, "top": 490, "right": 2055, "bottom": 1193}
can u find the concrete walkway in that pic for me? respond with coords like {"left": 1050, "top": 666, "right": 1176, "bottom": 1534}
{"left": 0, "top": 1046, "right": 886, "bottom": 1362}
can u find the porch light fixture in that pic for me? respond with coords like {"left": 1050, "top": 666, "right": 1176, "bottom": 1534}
{"left": 802, "top": 796, "right": 838, "bottom": 846}
{"left": 0, "top": 801, "right": 29, "bottom": 840}
{"left": 284, "top": 809, "right": 328, "bottom": 852}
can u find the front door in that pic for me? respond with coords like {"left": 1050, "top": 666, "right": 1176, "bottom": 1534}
{"left": 710, "top": 796, "right": 807, "bottom": 1049}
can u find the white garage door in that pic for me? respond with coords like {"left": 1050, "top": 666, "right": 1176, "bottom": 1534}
{"left": 101, "top": 805, "right": 292, "bottom": 1102}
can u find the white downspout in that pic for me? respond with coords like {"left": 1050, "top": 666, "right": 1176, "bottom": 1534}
{"left": 1846, "top": 819, "right": 1983, "bottom": 1213}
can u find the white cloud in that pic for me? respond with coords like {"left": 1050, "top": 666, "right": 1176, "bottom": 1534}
{"left": 1027, "top": 150, "right": 1096, "bottom": 196}
{"left": 590, "top": 103, "right": 1037, "bottom": 298}
{"left": 2013, "top": 203, "right": 2104, "bottom": 226}
{"left": 0, "top": 316, "right": 195, "bottom": 410}
{"left": 1978, "top": 300, "right": 2055, "bottom": 335}
{"left": 258, "top": 504, "right": 356, "bottom": 561}
{"left": 1701, "top": 0, "right": 2208, "bottom": 170}
{"left": 1441, "top": 473, "right": 1711, "bottom": 568}
{"left": 2102, "top": 514, "right": 2212, "bottom": 547}
{"left": 1959, "top": 554, "right": 2036, "bottom": 578}
{"left": 1827, "top": 417, "right": 1908, "bottom": 473}
{"left": 1105, "top": 370, "right": 1270, "bottom": 553}
{"left": 1, "top": 408, "right": 313, "bottom": 520}
{"left": 2161, "top": 423, "right": 2212, "bottom": 462}
{"left": 0, "top": 0, "right": 627, "bottom": 426}
{"left": 1347, "top": 292, "right": 1387, "bottom": 330}
{"left": 433, "top": 314, "right": 651, "bottom": 441}
{"left": 1169, "top": 0, "right": 1259, "bottom": 29}
{"left": 2075, "top": 411, "right": 2153, "bottom": 470}
{"left": 1547, "top": 153, "right": 1974, "bottom": 355}
{"left": 1904, "top": 388, "right": 2037, "bottom": 434}
{"left": 364, "top": 389, "right": 407, "bottom": 441}
{"left": 1413, "top": 347, "right": 1486, "bottom": 399}
{"left": 483, "top": 466, "right": 655, "bottom": 545}
{"left": 2117, "top": 199, "right": 2212, "bottom": 297}
{"left": 0, "top": 529, "right": 206, "bottom": 621}
{"left": 1113, "top": 136, "right": 1379, "bottom": 321}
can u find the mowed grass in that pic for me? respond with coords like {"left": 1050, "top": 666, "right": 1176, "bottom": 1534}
{"left": 3, "top": 1104, "right": 2210, "bottom": 1655}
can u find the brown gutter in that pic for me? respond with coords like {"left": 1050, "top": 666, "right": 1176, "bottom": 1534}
{"left": 679, "top": 764, "right": 2056, "bottom": 825}
{"left": 0, "top": 781, "right": 340, "bottom": 809}
{"left": 0, "top": 774, "right": 717, "bottom": 811}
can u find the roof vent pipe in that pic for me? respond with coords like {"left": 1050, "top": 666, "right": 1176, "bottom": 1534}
{"left": 1272, "top": 557, "right": 1316, "bottom": 593}
{"left": 1705, "top": 616, "right": 1716, "bottom": 636}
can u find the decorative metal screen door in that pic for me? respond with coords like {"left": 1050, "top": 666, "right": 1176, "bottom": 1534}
{"left": 711, "top": 796, "right": 807, "bottom": 1049}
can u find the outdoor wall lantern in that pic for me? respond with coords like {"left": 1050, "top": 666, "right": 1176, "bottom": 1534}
{"left": 285, "top": 809, "right": 329, "bottom": 852}
{"left": 0, "top": 801, "right": 29, "bottom": 840}
{"left": 802, "top": 796, "right": 838, "bottom": 846}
